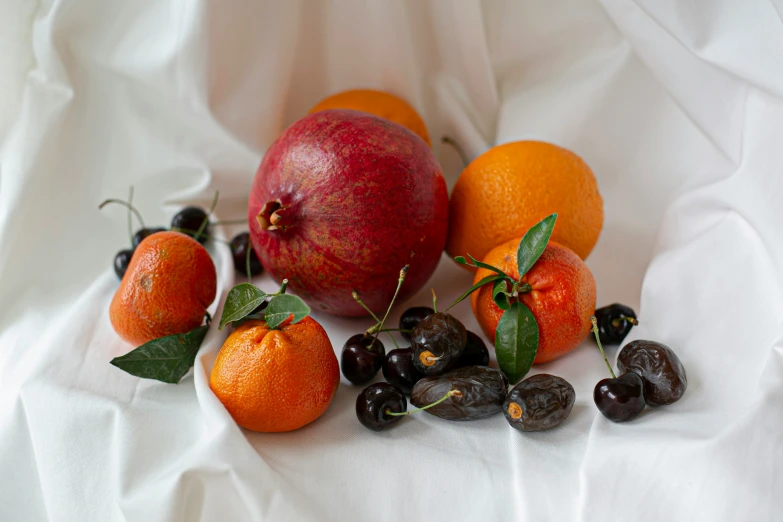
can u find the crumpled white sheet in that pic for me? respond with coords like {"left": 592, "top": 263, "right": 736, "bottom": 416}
{"left": 1, "top": 1, "right": 782, "bottom": 520}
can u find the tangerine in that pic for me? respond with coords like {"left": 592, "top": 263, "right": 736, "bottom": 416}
{"left": 471, "top": 240, "right": 596, "bottom": 364}
{"left": 210, "top": 317, "right": 340, "bottom": 432}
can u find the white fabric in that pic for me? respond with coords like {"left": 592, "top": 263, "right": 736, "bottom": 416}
{"left": 1, "top": 1, "right": 782, "bottom": 520}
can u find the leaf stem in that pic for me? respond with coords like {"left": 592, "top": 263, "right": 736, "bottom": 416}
{"left": 431, "top": 288, "right": 438, "bottom": 314}
{"left": 591, "top": 316, "right": 616, "bottom": 379}
{"left": 385, "top": 389, "right": 461, "bottom": 416}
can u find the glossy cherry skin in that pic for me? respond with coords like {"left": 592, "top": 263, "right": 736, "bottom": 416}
{"left": 132, "top": 227, "right": 167, "bottom": 248}
{"left": 592, "top": 303, "right": 637, "bottom": 345}
{"left": 382, "top": 348, "right": 424, "bottom": 395}
{"left": 341, "top": 334, "right": 386, "bottom": 385}
{"left": 399, "top": 306, "right": 434, "bottom": 341}
{"left": 356, "top": 383, "right": 407, "bottom": 431}
{"left": 594, "top": 372, "right": 646, "bottom": 422}
{"left": 113, "top": 249, "right": 134, "bottom": 279}
{"left": 170, "top": 206, "right": 209, "bottom": 243}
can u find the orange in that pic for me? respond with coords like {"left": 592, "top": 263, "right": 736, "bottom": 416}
{"left": 447, "top": 141, "right": 603, "bottom": 266}
{"left": 308, "top": 89, "right": 431, "bottom": 146}
{"left": 210, "top": 317, "right": 340, "bottom": 432}
{"left": 471, "top": 240, "right": 596, "bottom": 364}
{"left": 110, "top": 231, "right": 217, "bottom": 346}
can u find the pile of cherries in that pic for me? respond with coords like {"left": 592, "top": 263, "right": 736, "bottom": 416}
{"left": 347, "top": 298, "right": 687, "bottom": 432}
{"left": 109, "top": 205, "right": 263, "bottom": 280}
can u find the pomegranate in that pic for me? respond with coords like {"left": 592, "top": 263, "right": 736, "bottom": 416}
{"left": 248, "top": 109, "right": 448, "bottom": 317}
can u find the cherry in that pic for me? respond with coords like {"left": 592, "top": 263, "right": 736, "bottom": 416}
{"left": 592, "top": 304, "right": 638, "bottom": 345}
{"left": 113, "top": 249, "right": 134, "bottom": 279}
{"left": 356, "top": 383, "right": 407, "bottom": 431}
{"left": 590, "top": 316, "right": 645, "bottom": 422}
{"left": 594, "top": 372, "right": 646, "bottom": 422}
{"left": 230, "top": 232, "right": 263, "bottom": 276}
{"left": 399, "top": 306, "right": 434, "bottom": 341}
{"left": 132, "top": 227, "right": 167, "bottom": 248}
{"left": 341, "top": 334, "right": 386, "bottom": 385}
{"left": 171, "top": 206, "right": 209, "bottom": 243}
{"left": 382, "top": 348, "right": 424, "bottom": 395}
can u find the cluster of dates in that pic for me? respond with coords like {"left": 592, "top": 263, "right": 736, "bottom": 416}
{"left": 348, "top": 303, "right": 687, "bottom": 432}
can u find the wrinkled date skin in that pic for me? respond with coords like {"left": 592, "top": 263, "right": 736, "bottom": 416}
{"left": 248, "top": 110, "right": 449, "bottom": 317}
{"left": 504, "top": 374, "right": 575, "bottom": 432}
{"left": 618, "top": 340, "right": 687, "bottom": 406}
{"left": 411, "top": 313, "right": 467, "bottom": 375}
{"left": 411, "top": 366, "right": 508, "bottom": 421}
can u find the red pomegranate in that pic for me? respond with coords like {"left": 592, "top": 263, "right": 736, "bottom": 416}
{"left": 248, "top": 109, "right": 449, "bottom": 317}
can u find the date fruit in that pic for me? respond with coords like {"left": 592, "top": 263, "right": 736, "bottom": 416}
{"left": 504, "top": 374, "right": 575, "bottom": 432}
{"left": 410, "top": 366, "right": 508, "bottom": 421}
{"left": 618, "top": 340, "right": 686, "bottom": 406}
{"left": 411, "top": 313, "right": 467, "bottom": 375}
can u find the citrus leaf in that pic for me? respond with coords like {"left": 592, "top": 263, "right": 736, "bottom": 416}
{"left": 265, "top": 294, "right": 311, "bottom": 329}
{"left": 445, "top": 274, "right": 506, "bottom": 311}
{"left": 516, "top": 213, "right": 557, "bottom": 278}
{"left": 492, "top": 279, "right": 511, "bottom": 310}
{"left": 110, "top": 325, "right": 209, "bottom": 384}
{"left": 495, "top": 301, "right": 538, "bottom": 383}
{"left": 467, "top": 253, "right": 508, "bottom": 277}
{"left": 219, "top": 283, "right": 267, "bottom": 329}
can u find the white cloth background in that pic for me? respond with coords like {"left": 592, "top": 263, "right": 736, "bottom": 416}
{"left": 1, "top": 1, "right": 782, "bottom": 520}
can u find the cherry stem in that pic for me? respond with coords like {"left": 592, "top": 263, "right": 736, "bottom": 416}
{"left": 372, "top": 266, "right": 409, "bottom": 342}
{"left": 612, "top": 316, "right": 639, "bottom": 327}
{"left": 212, "top": 218, "right": 246, "bottom": 225}
{"left": 170, "top": 227, "right": 231, "bottom": 245}
{"left": 352, "top": 291, "right": 382, "bottom": 323}
{"left": 590, "top": 316, "right": 616, "bottom": 379}
{"left": 431, "top": 288, "right": 438, "bottom": 314}
{"left": 245, "top": 239, "right": 253, "bottom": 283}
{"left": 441, "top": 136, "right": 470, "bottom": 167}
{"left": 98, "top": 196, "right": 146, "bottom": 241}
{"left": 385, "top": 389, "right": 461, "bottom": 417}
{"left": 194, "top": 190, "right": 219, "bottom": 242}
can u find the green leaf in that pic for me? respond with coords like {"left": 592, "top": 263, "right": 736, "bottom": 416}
{"left": 445, "top": 274, "right": 506, "bottom": 311}
{"left": 467, "top": 254, "right": 508, "bottom": 277}
{"left": 110, "top": 325, "right": 209, "bottom": 384}
{"left": 516, "top": 213, "right": 558, "bottom": 278}
{"left": 265, "top": 294, "right": 311, "bottom": 329}
{"left": 219, "top": 283, "right": 267, "bottom": 329}
{"left": 492, "top": 279, "right": 511, "bottom": 310}
{"left": 495, "top": 301, "right": 539, "bottom": 383}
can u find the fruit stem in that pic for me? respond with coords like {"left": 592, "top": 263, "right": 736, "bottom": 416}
{"left": 518, "top": 283, "right": 532, "bottom": 294}
{"left": 591, "top": 316, "right": 616, "bottom": 379}
{"left": 441, "top": 136, "right": 470, "bottom": 167}
{"left": 212, "top": 218, "right": 246, "bottom": 225}
{"left": 431, "top": 288, "right": 438, "bottom": 314}
{"left": 98, "top": 196, "right": 146, "bottom": 241}
{"left": 195, "top": 190, "right": 219, "bottom": 242}
{"left": 245, "top": 239, "right": 253, "bottom": 283}
{"left": 385, "top": 389, "right": 462, "bottom": 417}
{"left": 352, "top": 291, "right": 382, "bottom": 323}
{"left": 612, "top": 316, "right": 639, "bottom": 327}
{"left": 372, "top": 266, "right": 409, "bottom": 343}
{"left": 276, "top": 279, "right": 288, "bottom": 295}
